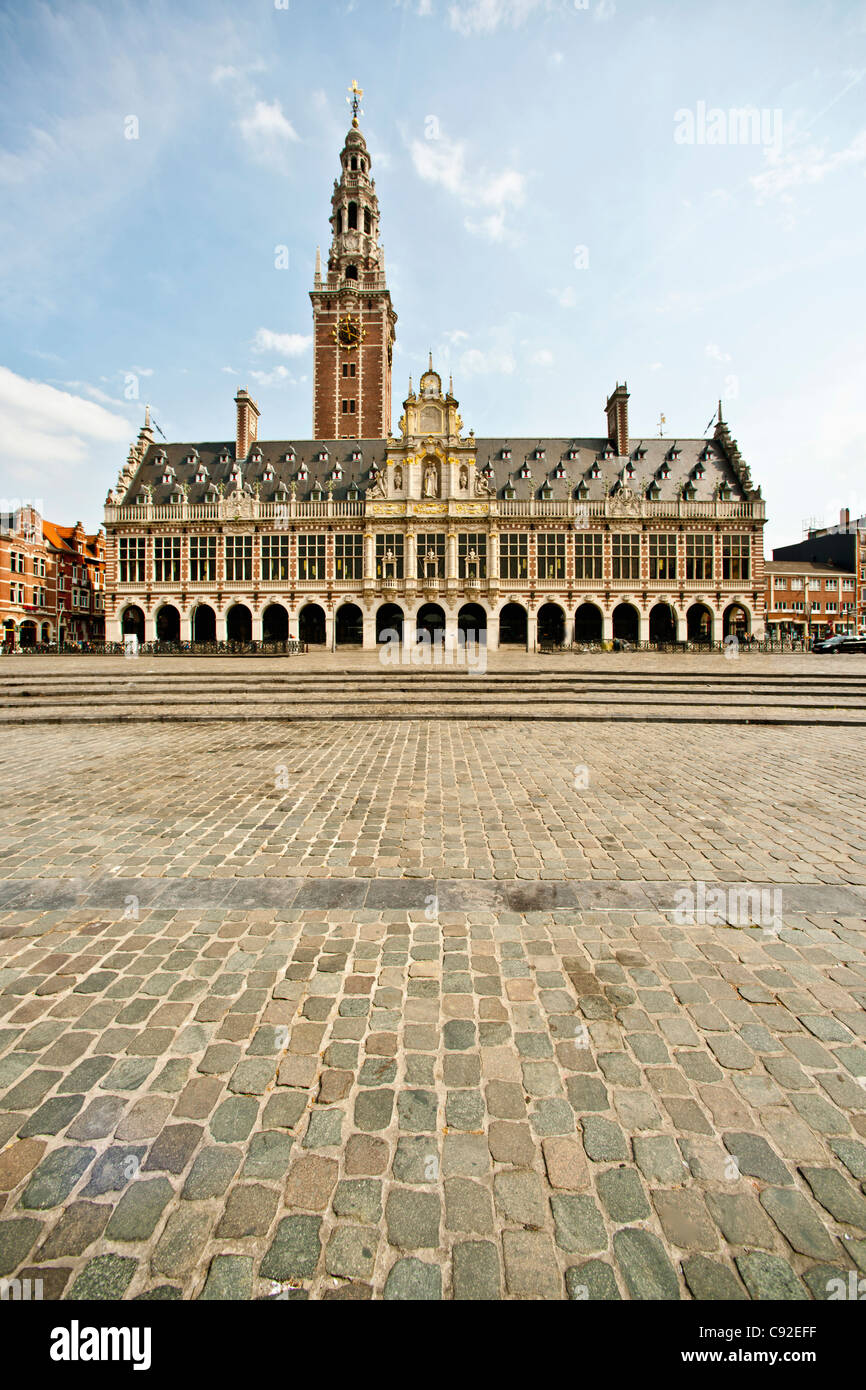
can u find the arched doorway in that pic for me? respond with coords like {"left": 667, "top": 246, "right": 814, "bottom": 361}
{"left": 227, "top": 604, "right": 252, "bottom": 644}
{"left": 3, "top": 619, "right": 14, "bottom": 648}
{"left": 298, "top": 603, "right": 326, "bottom": 646}
{"left": 574, "top": 602, "right": 602, "bottom": 642}
{"left": 336, "top": 603, "right": 363, "bottom": 646}
{"left": 416, "top": 603, "right": 446, "bottom": 641}
{"left": 19, "top": 621, "right": 37, "bottom": 648}
{"left": 192, "top": 604, "right": 216, "bottom": 643}
{"left": 724, "top": 604, "right": 750, "bottom": 639}
{"left": 498, "top": 602, "right": 527, "bottom": 647}
{"left": 156, "top": 605, "right": 180, "bottom": 643}
{"left": 377, "top": 603, "right": 403, "bottom": 643}
{"left": 262, "top": 604, "right": 289, "bottom": 643}
{"left": 649, "top": 602, "right": 676, "bottom": 645}
{"left": 121, "top": 605, "right": 145, "bottom": 642}
{"left": 457, "top": 603, "right": 487, "bottom": 643}
{"left": 687, "top": 603, "right": 713, "bottom": 643}
{"left": 40, "top": 623, "right": 51, "bottom": 644}
{"left": 612, "top": 602, "right": 639, "bottom": 643}
{"left": 538, "top": 603, "right": 565, "bottom": 646}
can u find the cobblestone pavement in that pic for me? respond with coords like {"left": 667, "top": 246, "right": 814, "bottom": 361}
{"left": 0, "top": 713, "right": 865, "bottom": 1299}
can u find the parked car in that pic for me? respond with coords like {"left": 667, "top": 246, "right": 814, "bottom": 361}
{"left": 812, "top": 634, "right": 866, "bottom": 653}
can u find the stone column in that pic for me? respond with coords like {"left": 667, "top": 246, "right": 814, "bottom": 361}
{"left": 527, "top": 609, "right": 537, "bottom": 653}
{"left": 144, "top": 613, "right": 156, "bottom": 643}
{"left": 179, "top": 612, "right": 192, "bottom": 643}
{"left": 485, "top": 608, "right": 498, "bottom": 652}
{"left": 215, "top": 611, "right": 228, "bottom": 642}
{"left": 364, "top": 531, "right": 375, "bottom": 581}
{"left": 324, "top": 611, "right": 335, "bottom": 651}
{"left": 488, "top": 530, "right": 499, "bottom": 581}
{"left": 403, "top": 612, "right": 416, "bottom": 648}
{"left": 105, "top": 614, "right": 122, "bottom": 643}
{"left": 362, "top": 612, "right": 377, "bottom": 649}
{"left": 446, "top": 530, "right": 458, "bottom": 581}
{"left": 602, "top": 611, "right": 613, "bottom": 643}
{"left": 406, "top": 532, "right": 418, "bottom": 582}
{"left": 638, "top": 611, "right": 650, "bottom": 644}
{"left": 251, "top": 611, "right": 263, "bottom": 642}
{"left": 674, "top": 609, "right": 686, "bottom": 642}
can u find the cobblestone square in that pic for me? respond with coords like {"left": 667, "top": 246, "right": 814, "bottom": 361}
{"left": 1, "top": 676, "right": 865, "bottom": 1300}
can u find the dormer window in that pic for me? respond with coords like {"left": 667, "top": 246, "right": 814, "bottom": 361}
{"left": 625, "top": 462, "right": 635, "bottom": 478}
{"left": 658, "top": 463, "right": 670, "bottom": 480}
{"left": 682, "top": 480, "right": 696, "bottom": 500}
{"left": 195, "top": 468, "right": 208, "bottom": 485}
{"left": 519, "top": 463, "right": 531, "bottom": 480}
{"left": 483, "top": 462, "right": 494, "bottom": 479}
{"left": 693, "top": 463, "right": 705, "bottom": 480}
{"left": 540, "top": 482, "right": 553, "bottom": 501}
{"left": 590, "top": 463, "right": 601, "bottom": 480}
{"left": 501, "top": 448, "right": 511, "bottom": 461}
{"left": 602, "top": 443, "right": 615, "bottom": 459}
{"left": 285, "top": 449, "right": 296, "bottom": 464}
{"left": 263, "top": 465, "right": 275, "bottom": 482}
{"left": 718, "top": 481, "right": 731, "bottom": 501}
{"left": 647, "top": 481, "right": 661, "bottom": 500}
{"left": 317, "top": 449, "right": 329, "bottom": 464}
{"left": 534, "top": 448, "right": 545, "bottom": 461}
{"left": 635, "top": 443, "right": 648, "bottom": 459}
{"left": 187, "top": 450, "right": 199, "bottom": 466}
{"left": 136, "top": 492, "right": 148, "bottom": 505}
{"left": 504, "top": 484, "right": 516, "bottom": 500}
{"left": 347, "top": 482, "right": 359, "bottom": 501}
{"left": 332, "top": 465, "right": 343, "bottom": 482}
{"left": 352, "top": 450, "right": 363, "bottom": 463}
{"left": 310, "top": 482, "right": 324, "bottom": 501}
{"left": 669, "top": 444, "right": 682, "bottom": 460}
{"left": 576, "top": 480, "right": 589, "bottom": 499}
{"left": 567, "top": 449, "right": 579, "bottom": 461}
{"left": 297, "top": 464, "right": 308, "bottom": 482}
{"left": 555, "top": 463, "right": 567, "bottom": 480}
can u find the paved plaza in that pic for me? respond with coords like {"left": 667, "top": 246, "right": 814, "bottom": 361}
{"left": 1, "top": 664, "right": 866, "bottom": 1300}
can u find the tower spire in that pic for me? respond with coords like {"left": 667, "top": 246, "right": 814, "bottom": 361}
{"left": 347, "top": 79, "right": 364, "bottom": 129}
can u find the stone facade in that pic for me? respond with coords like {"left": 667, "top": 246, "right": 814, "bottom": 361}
{"left": 103, "top": 119, "right": 766, "bottom": 649}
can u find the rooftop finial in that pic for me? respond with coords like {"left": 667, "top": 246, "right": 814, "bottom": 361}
{"left": 428, "top": 350, "right": 433, "bottom": 371}
{"left": 718, "top": 399, "right": 724, "bottom": 424}
{"left": 347, "top": 79, "right": 364, "bottom": 129}
{"left": 144, "top": 404, "right": 151, "bottom": 428}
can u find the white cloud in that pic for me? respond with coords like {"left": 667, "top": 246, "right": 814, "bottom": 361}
{"left": 238, "top": 101, "right": 300, "bottom": 172}
{"left": 751, "top": 128, "right": 866, "bottom": 203}
{"left": 251, "top": 328, "right": 312, "bottom": 357}
{"left": 410, "top": 130, "right": 526, "bottom": 241}
{"left": 248, "top": 365, "right": 298, "bottom": 388}
{"left": 550, "top": 285, "right": 577, "bottom": 308}
{"left": 448, "top": 0, "right": 550, "bottom": 37}
{"left": 211, "top": 61, "right": 266, "bottom": 85}
{"left": 530, "top": 349, "right": 554, "bottom": 366}
{"left": 705, "top": 343, "right": 731, "bottom": 363}
{"left": 460, "top": 346, "right": 516, "bottom": 375}
{"left": 0, "top": 367, "right": 131, "bottom": 470}
{"left": 443, "top": 329, "right": 470, "bottom": 344}
{"left": 221, "top": 366, "right": 239, "bottom": 375}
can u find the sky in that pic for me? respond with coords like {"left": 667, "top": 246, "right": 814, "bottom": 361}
{"left": 1, "top": 0, "right": 865, "bottom": 550}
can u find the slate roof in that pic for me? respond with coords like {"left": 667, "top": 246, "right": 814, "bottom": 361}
{"left": 765, "top": 560, "right": 855, "bottom": 578}
{"left": 115, "top": 433, "right": 749, "bottom": 508}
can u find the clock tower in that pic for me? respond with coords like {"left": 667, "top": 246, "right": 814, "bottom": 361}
{"left": 310, "top": 83, "right": 397, "bottom": 440}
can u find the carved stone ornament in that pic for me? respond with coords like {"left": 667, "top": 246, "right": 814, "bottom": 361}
{"left": 608, "top": 486, "right": 644, "bottom": 517}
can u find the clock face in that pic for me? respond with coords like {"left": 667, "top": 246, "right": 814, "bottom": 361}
{"left": 334, "top": 315, "right": 363, "bottom": 349}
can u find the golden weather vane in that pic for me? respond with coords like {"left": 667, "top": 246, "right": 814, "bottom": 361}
{"left": 347, "top": 79, "right": 364, "bottom": 128}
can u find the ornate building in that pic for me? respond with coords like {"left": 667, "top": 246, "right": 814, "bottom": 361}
{"left": 104, "top": 94, "right": 766, "bottom": 650}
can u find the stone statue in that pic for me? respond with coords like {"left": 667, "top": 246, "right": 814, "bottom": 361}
{"left": 475, "top": 472, "right": 495, "bottom": 497}
{"left": 459, "top": 464, "right": 469, "bottom": 491}
{"left": 394, "top": 466, "right": 403, "bottom": 490}
{"left": 423, "top": 464, "right": 438, "bottom": 498}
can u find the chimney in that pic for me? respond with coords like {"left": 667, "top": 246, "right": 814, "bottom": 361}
{"left": 235, "top": 389, "right": 260, "bottom": 461}
{"left": 841, "top": 507, "right": 850, "bottom": 531}
{"left": 605, "top": 382, "right": 629, "bottom": 457}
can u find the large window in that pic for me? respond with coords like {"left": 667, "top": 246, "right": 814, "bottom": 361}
{"left": 417, "top": 533, "right": 445, "bottom": 579}
{"left": 118, "top": 537, "right": 146, "bottom": 583}
{"left": 458, "top": 533, "right": 487, "bottom": 579}
{"left": 261, "top": 535, "right": 289, "bottom": 582}
{"left": 499, "top": 532, "right": 528, "bottom": 580}
{"left": 722, "top": 534, "right": 750, "bottom": 581}
{"left": 334, "top": 533, "right": 363, "bottom": 581}
{"left": 376, "top": 533, "right": 404, "bottom": 579}
{"left": 189, "top": 535, "right": 216, "bottom": 582}
{"left": 648, "top": 533, "right": 677, "bottom": 581}
{"left": 154, "top": 536, "right": 181, "bottom": 583}
{"left": 611, "top": 533, "right": 640, "bottom": 581}
{"left": 225, "top": 534, "right": 253, "bottom": 582}
{"left": 297, "top": 534, "right": 326, "bottom": 581}
{"left": 537, "top": 532, "right": 566, "bottom": 581}
{"left": 574, "top": 532, "right": 603, "bottom": 581}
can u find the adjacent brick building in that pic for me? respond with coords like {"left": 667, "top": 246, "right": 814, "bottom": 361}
{"left": 103, "top": 109, "right": 767, "bottom": 650}
{"left": 764, "top": 559, "right": 857, "bottom": 640}
{"left": 1, "top": 508, "right": 104, "bottom": 648}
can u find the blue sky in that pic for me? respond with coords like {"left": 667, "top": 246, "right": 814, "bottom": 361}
{"left": 1, "top": 0, "right": 865, "bottom": 549}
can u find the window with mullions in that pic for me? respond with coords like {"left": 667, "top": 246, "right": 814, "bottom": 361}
{"left": 458, "top": 533, "right": 487, "bottom": 579}
{"left": 154, "top": 536, "right": 181, "bottom": 583}
{"left": 536, "top": 532, "right": 566, "bottom": 581}
{"left": 118, "top": 537, "right": 146, "bottom": 583}
{"left": 376, "top": 533, "right": 404, "bottom": 579}
{"left": 611, "top": 533, "right": 641, "bottom": 581}
{"left": 261, "top": 534, "right": 290, "bottom": 582}
{"left": 417, "top": 533, "right": 445, "bottom": 579}
{"left": 686, "top": 534, "right": 714, "bottom": 581}
{"left": 297, "top": 534, "right": 326, "bottom": 581}
{"left": 574, "top": 532, "right": 603, "bottom": 580}
{"left": 499, "top": 532, "right": 528, "bottom": 580}
{"left": 648, "top": 532, "right": 677, "bottom": 582}
{"left": 335, "top": 533, "right": 363, "bottom": 580}
{"left": 722, "top": 534, "right": 750, "bottom": 581}
{"left": 225, "top": 534, "right": 253, "bottom": 582}
{"left": 189, "top": 535, "right": 216, "bottom": 582}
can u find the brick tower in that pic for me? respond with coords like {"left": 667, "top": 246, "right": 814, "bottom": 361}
{"left": 310, "top": 86, "right": 397, "bottom": 440}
